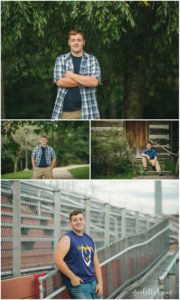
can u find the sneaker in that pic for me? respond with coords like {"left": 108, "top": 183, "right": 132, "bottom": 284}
{"left": 158, "top": 173, "right": 163, "bottom": 176}
{"left": 143, "top": 168, "right": 147, "bottom": 171}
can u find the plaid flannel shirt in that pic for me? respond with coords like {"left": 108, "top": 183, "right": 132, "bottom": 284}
{"left": 52, "top": 52, "right": 101, "bottom": 120}
{"left": 31, "top": 145, "right": 56, "bottom": 167}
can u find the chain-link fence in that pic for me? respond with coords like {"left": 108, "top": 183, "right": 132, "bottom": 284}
{"left": 1, "top": 180, "right": 163, "bottom": 279}
{"left": 1, "top": 185, "right": 13, "bottom": 277}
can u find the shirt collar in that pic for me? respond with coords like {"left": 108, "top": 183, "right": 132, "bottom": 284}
{"left": 39, "top": 145, "right": 48, "bottom": 149}
{"left": 65, "top": 51, "right": 89, "bottom": 60}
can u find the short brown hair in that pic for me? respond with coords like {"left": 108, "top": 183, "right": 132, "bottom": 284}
{"left": 68, "top": 30, "right": 85, "bottom": 40}
{"left": 41, "top": 135, "right": 48, "bottom": 139}
{"left": 69, "top": 210, "right": 84, "bottom": 221}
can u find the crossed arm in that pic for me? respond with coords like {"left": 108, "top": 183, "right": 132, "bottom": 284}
{"left": 56, "top": 71, "right": 99, "bottom": 88}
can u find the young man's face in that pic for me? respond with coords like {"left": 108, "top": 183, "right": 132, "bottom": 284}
{"left": 70, "top": 213, "right": 85, "bottom": 233}
{"left": 68, "top": 34, "right": 85, "bottom": 54}
{"left": 146, "top": 143, "right": 152, "bottom": 150}
{"left": 40, "top": 138, "right": 48, "bottom": 147}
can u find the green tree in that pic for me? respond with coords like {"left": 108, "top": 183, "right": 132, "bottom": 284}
{"left": 2, "top": 122, "right": 39, "bottom": 172}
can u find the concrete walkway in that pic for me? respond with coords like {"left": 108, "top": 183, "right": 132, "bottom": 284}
{"left": 133, "top": 175, "right": 177, "bottom": 179}
{"left": 53, "top": 164, "right": 89, "bottom": 179}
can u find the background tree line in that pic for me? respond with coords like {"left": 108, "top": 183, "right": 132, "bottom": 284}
{"left": 2, "top": 1, "right": 178, "bottom": 119}
{"left": 1, "top": 121, "right": 89, "bottom": 174}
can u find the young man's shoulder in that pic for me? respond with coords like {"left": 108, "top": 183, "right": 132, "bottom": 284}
{"left": 34, "top": 145, "right": 41, "bottom": 150}
{"left": 57, "top": 52, "right": 97, "bottom": 58}
{"left": 83, "top": 232, "right": 95, "bottom": 243}
{"left": 56, "top": 53, "right": 70, "bottom": 61}
{"left": 150, "top": 149, "right": 156, "bottom": 153}
{"left": 47, "top": 145, "right": 53, "bottom": 150}
{"left": 84, "top": 52, "right": 98, "bottom": 61}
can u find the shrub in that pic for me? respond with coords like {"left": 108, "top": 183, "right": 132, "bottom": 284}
{"left": 91, "top": 128, "right": 133, "bottom": 177}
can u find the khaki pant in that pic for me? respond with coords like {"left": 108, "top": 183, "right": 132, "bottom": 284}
{"left": 32, "top": 166, "right": 53, "bottom": 179}
{"left": 61, "top": 110, "right": 81, "bottom": 119}
{"left": 142, "top": 156, "right": 161, "bottom": 173}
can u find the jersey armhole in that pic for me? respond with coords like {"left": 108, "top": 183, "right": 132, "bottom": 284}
{"left": 58, "top": 234, "right": 71, "bottom": 252}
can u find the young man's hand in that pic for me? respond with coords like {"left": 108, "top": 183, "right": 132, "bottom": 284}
{"left": 143, "top": 154, "right": 150, "bottom": 160}
{"left": 65, "top": 71, "right": 74, "bottom": 79}
{"left": 142, "top": 154, "right": 150, "bottom": 160}
{"left": 151, "top": 160, "right": 155, "bottom": 166}
{"left": 96, "top": 282, "right": 103, "bottom": 296}
{"left": 151, "top": 158, "right": 157, "bottom": 166}
{"left": 71, "top": 275, "right": 83, "bottom": 286}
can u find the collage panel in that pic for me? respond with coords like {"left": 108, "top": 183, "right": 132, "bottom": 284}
{"left": 1, "top": 1, "right": 178, "bottom": 120}
{"left": 91, "top": 120, "right": 179, "bottom": 180}
{"left": 1, "top": 180, "right": 179, "bottom": 299}
{"left": 1, "top": 0, "right": 179, "bottom": 300}
{"left": 1, "top": 120, "right": 90, "bottom": 180}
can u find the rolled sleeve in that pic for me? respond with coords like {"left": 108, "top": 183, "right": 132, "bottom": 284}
{"left": 31, "top": 148, "right": 36, "bottom": 158}
{"left": 53, "top": 56, "right": 65, "bottom": 83}
{"left": 91, "top": 57, "right": 101, "bottom": 84}
{"left": 51, "top": 148, "right": 56, "bottom": 160}
{"left": 154, "top": 151, "right": 157, "bottom": 157}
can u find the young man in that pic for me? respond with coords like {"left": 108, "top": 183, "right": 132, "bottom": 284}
{"left": 142, "top": 141, "right": 162, "bottom": 176}
{"left": 54, "top": 210, "right": 103, "bottom": 299}
{"left": 52, "top": 30, "right": 101, "bottom": 120}
{"left": 31, "top": 136, "right": 56, "bottom": 179}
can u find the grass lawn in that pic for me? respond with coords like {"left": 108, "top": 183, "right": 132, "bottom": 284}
{"left": 69, "top": 166, "right": 89, "bottom": 179}
{"left": 92, "top": 172, "right": 133, "bottom": 179}
{"left": 1, "top": 170, "right": 33, "bottom": 179}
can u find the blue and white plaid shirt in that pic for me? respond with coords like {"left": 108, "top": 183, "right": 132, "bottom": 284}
{"left": 52, "top": 52, "right": 101, "bottom": 120}
{"left": 32, "top": 146, "right": 56, "bottom": 167}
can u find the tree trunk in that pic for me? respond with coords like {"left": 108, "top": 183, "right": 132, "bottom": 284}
{"left": 1, "top": 61, "right": 5, "bottom": 118}
{"left": 14, "top": 159, "right": 18, "bottom": 173}
{"left": 125, "top": 121, "right": 148, "bottom": 157}
{"left": 109, "top": 90, "right": 117, "bottom": 119}
{"left": 14, "top": 150, "right": 21, "bottom": 172}
{"left": 123, "top": 60, "right": 145, "bottom": 119}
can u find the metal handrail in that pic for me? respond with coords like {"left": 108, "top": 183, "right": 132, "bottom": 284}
{"left": 101, "top": 225, "right": 169, "bottom": 266}
{"left": 158, "top": 252, "right": 179, "bottom": 299}
{"left": 159, "top": 252, "right": 179, "bottom": 281}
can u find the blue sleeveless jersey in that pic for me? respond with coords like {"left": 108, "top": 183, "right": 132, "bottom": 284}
{"left": 61, "top": 230, "right": 96, "bottom": 287}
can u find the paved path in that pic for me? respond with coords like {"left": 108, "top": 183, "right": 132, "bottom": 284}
{"left": 53, "top": 164, "right": 89, "bottom": 179}
{"left": 133, "top": 175, "right": 177, "bottom": 179}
